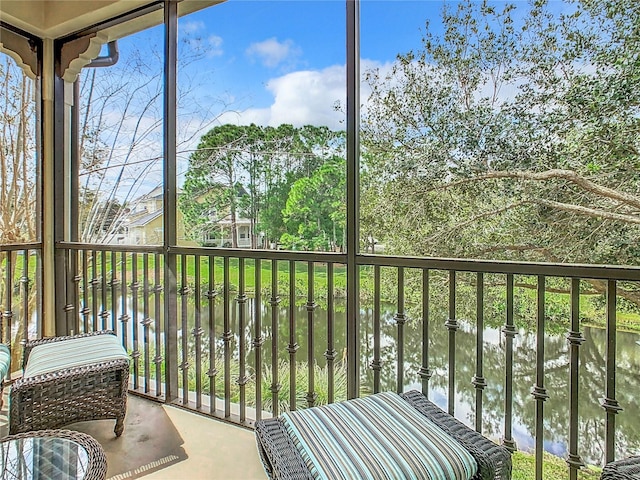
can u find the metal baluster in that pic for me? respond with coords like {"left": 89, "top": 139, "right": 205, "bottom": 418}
{"left": 72, "top": 250, "right": 81, "bottom": 334}
{"left": 21, "top": 249, "right": 30, "bottom": 345}
{"left": 371, "top": 265, "right": 381, "bottom": 393}
{"left": 270, "top": 259, "right": 281, "bottom": 416}
{"left": 130, "top": 253, "right": 140, "bottom": 390}
{"left": 567, "top": 278, "right": 585, "bottom": 479}
{"left": 473, "top": 272, "right": 487, "bottom": 432}
{"left": 532, "top": 275, "right": 549, "bottom": 480}
{"left": 206, "top": 255, "right": 217, "bottom": 414}
{"left": 194, "top": 255, "right": 203, "bottom": 409}
{"left": 325, "top": 263, "right": 336, "bottom": 403}
{"left": 120, "top": 252, "right": 130, "bottom": 353}
{"left": 81, "top": 250, "right": 90, "bottom": 333}
{"left": 502, "top": 273, "right": 517, "bottom": 452}
{"left": 237, "top": 257, "right": 248, "bottom": 422}
{"left": 62, "top": 249, "right": 72, "bottom": 335}
{"left": 601, "top": 280, "right": 622, "bottom": 464}
{"left": 253, "top": 259, "right": 264, "bottom": 421}
{"left": 142, "top": 254, "right": 152, "bottom": 393}
{"left": 154, "top": 253, "right": 163, "bottom": 397}
{"left": 180, "top": 254, "right": 190, "bottom": 405}
{"left": 91, "top": 250, "right": 98, "bottom": 331}
{"left": 288, "top": 261, "right": 299, "bottom": 411}
{"left": 100, "top": 251, "right": 108, "bottom": 330}
{"left": 3, "top": 252, "right": 12, "bottom": 345}
{"left": 61, "top": 249, "right": 73, "bottom": 335}
{"left": 395, "top": 267, "right": 406, "bottom": 394}
{"left": 110, "top": 250, "right": 119, "bottom": 333}
{"left": 64, "top": 249, "right": 74, "bottom": 333}
{"left": 418, "top": 268, "right": 432, "bottom": 396}
{"left": 223, "top": 256, "right": 232, "bottom": 418}
{"left": 306, "top": 262, "right": 317, "bottom": 408}
{"left": 445, "top": 270, "right": 458, "bottom": 415}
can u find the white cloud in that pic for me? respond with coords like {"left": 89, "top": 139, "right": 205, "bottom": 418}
{"left": 218, "top": 59, "right": 391, "bottom": 130}
{"left": 181, "top": 21, "right": 205, "bottom": 34}
{"left": 207, "top": 35, "right": 224, "bottom": 57}
{"left": 184, "top": 34, "right": 224, "bottom": 58}
{"left": 246, "top": 38, "right": 301, "bottom": 68}
{"left": 267, "top": 67, "right": 345, "bottom": 127}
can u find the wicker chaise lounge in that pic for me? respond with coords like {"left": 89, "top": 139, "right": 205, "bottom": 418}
{"left": 9, "top": 330, "right": 130, "bottom": 437}
{"left": 255, "top": 389, "right": 512, "bottom": 480}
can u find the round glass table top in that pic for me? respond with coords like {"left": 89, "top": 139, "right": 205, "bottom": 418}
{"left": 0, "top": 436, "right": 90, "bottom": 480}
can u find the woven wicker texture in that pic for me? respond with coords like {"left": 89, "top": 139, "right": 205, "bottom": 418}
{"left": 1, "top": 429, "right": 108, "bottom": 480}
{"left": 255, "top": 390, "right": 512, "bottom": 480}
{"left": 401, "top": 390, "right": 512, "bottom": 480}
{"left": 9, "top": 331, "right": 129, "bottom": 437}
{"left": 601, "top": 456, "right": 640, "bottom": 480}
{"left": 255, "top": 418, "right": 313, "bottom": 480}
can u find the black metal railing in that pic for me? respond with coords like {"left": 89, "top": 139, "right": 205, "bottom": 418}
{"left": 0, "top": 243, "right": 41, "bottom": 371}
{"left": 7, "top": 242, "right": 639, "bottom": 478}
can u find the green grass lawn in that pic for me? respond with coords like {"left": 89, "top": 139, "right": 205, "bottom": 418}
{"left": 512, "top": 451, "right": 601, "bottom": 480}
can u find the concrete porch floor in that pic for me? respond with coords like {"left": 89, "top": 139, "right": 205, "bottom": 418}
{"left": 0, "top": 394, "right": 267, "bottom": 480}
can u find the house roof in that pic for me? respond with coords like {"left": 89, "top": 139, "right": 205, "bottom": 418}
{"left": 127, "top": 209, "right": 162, "bottom": 227}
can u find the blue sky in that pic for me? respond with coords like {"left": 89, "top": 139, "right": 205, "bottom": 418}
{"left": 169, "top": 0, "right": 442, "bottom": 130}
{"left": 112, "top": 0, "right": 546, "bottom": 138}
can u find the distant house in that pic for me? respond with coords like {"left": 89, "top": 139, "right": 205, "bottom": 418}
{"left": 114, "top": 187, "right": 197, "bottom": 246}
{"left": 202, "top": 215, "right": 253, "bottom": 248}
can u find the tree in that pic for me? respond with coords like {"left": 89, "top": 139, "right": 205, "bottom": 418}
{"left": 0, "top": 56, "right": 36, "bottom": 244}
{"left": 181, "top": 124, "right": 346, "bottom": 250}
{"left": 77, "top": 29, "right": 224, "bottom": 244}
{"left": 280, "top": 157, "right": 346, "bottom": 251}
{"left": 0, "top": 54, "right": 38, "bottom": 364}
{"left": 362, "top": 0, "right": 640, "bottom": 269}
{"left": 181, "top": 124, "right": 259, "bottom": 247}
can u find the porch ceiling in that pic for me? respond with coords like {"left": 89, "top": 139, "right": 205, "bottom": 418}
{"left": 0, "top": 0, "right": 222, "bottom": 39}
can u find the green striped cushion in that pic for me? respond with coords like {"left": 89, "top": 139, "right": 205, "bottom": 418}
{"left": 281, "top": 391, "right": 477, "bottom": 480}
{"left": 24, "top": 334, "right": 128, "bottom": 378}
{"left": 0, "top": 344, "right": 10, "bottom": 378}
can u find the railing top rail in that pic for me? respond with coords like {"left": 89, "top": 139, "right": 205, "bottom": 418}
{"left": 359, "top": 253, "right": 640, "bottom": 281}
{"left": 0, "top": 242, "right": 42, "bottom": 252}
{"left": 169, "top": 245, "right": 348, "bottom": 263}
{"left": 58, "top": 242, "right": 349, "bottom": 263}
{"left": 57, "top": 242, "right": 640, "bottom": 281}
{"left": 58, "top": 242, "right": 163, "bottom": 254}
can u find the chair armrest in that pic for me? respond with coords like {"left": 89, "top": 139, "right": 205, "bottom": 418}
{"left": 401, "top": 390, "right": 513, "bottom": 480}
{"left": 601, "top": 456, "right": 640, "bottom": 480}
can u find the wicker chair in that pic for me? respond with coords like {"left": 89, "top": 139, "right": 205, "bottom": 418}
{"left": 601, "top": 456, "right": 640, "bottom": 480}
{"left": 9, "top": 330, "right": 130, "bottom": 437}
{"left": 255, "top": 389, "right": 512, "bottom": 480}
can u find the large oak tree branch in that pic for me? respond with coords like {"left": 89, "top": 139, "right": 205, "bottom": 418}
{"left": 532, "top": 198, "right": 640, "bottom": 224}
{"left": 482, "top": 170, "right": 640, "bottom": 210}
{"left": 431, "top": 169, "right": 640, "bottom": 211}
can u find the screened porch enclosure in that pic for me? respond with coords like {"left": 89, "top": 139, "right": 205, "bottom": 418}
{"left": 1, "top": 1, "right": 639, "bottom": 480}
